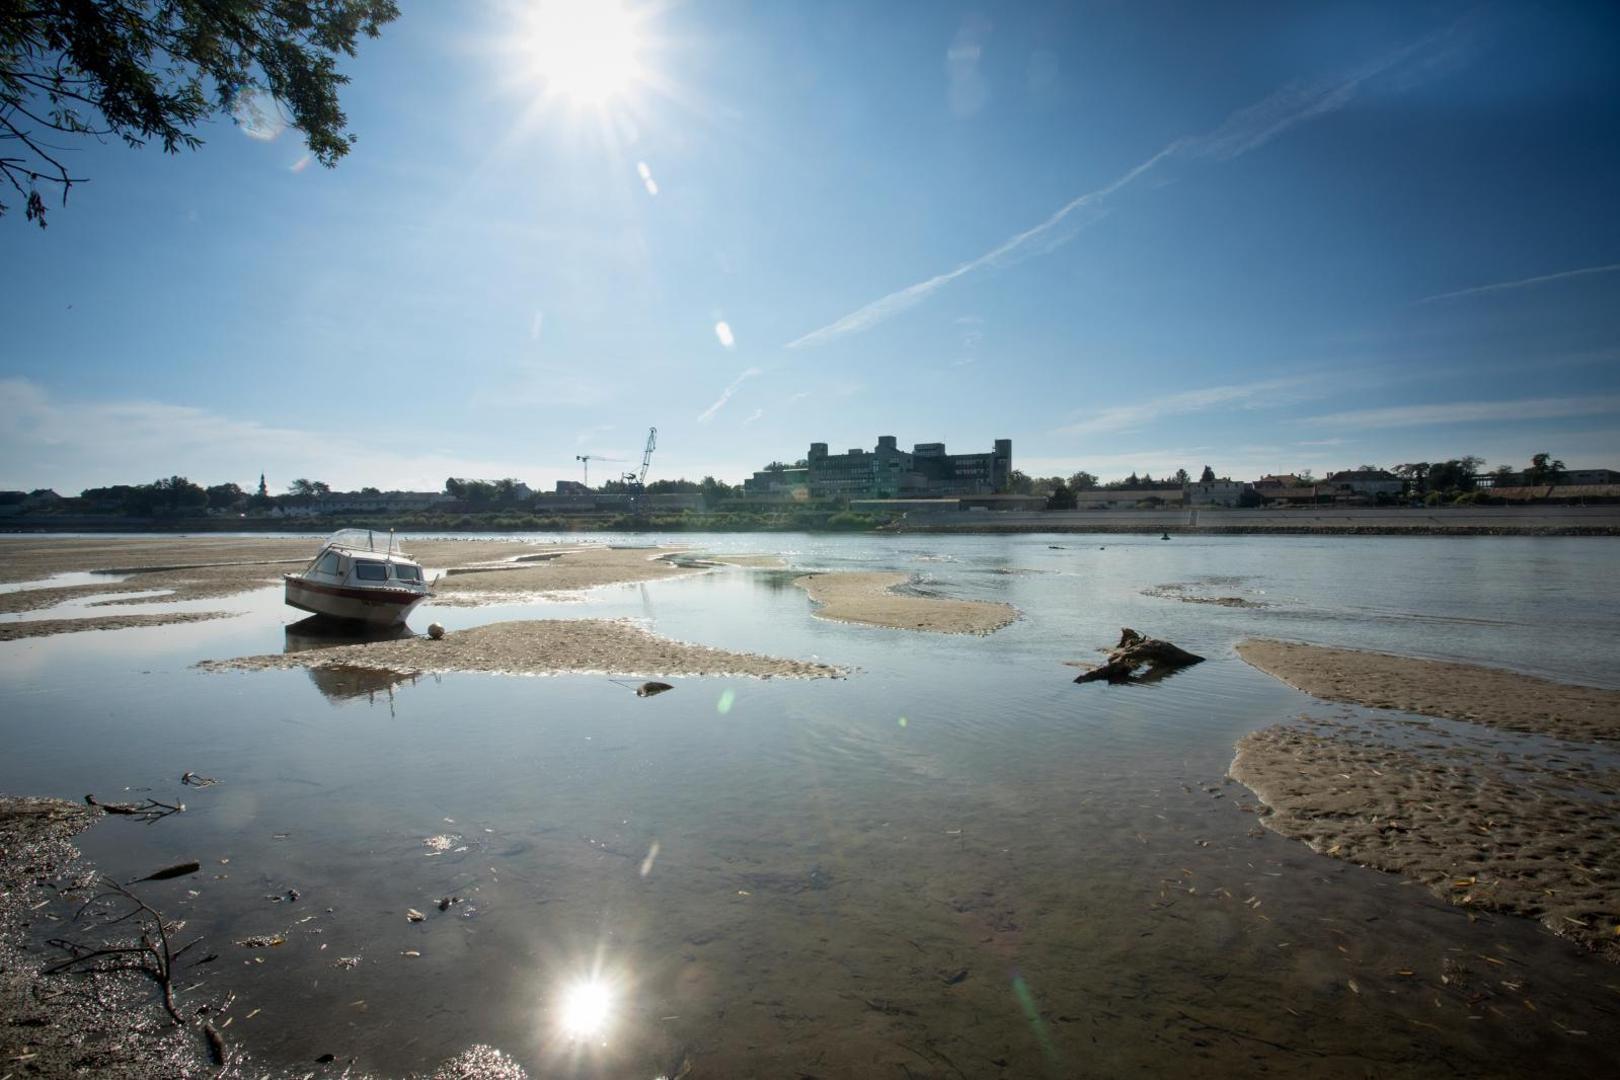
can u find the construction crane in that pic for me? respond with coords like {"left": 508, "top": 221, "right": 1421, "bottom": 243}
{"left": 621, "top": 427, "right": 657, "bottom": 489}
{"left": 574, "top": 454, "right": 624, "bottom": 487}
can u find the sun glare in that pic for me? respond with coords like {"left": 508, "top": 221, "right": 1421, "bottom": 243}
{"left": 520, "top": 0, "right": 644, "bottom": 104}
{"left": 559, "top": 977, "right": 614, "bottom": 1039}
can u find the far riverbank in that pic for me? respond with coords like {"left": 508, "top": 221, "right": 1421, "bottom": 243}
{"left": 4, "top": 504, "right": 1619, "bottom": 536}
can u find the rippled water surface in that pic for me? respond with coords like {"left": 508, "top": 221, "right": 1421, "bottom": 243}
{"left": 3, "top": 532, "right": 1618, "bottom": 1076}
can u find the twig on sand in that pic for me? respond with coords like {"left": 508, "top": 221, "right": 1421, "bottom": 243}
{"left": 44, "top": 877, "right": 198, "bottom": 1026}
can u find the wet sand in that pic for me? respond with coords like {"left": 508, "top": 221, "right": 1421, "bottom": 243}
{"left": 0, "top": 537, "right": 678, "bottom": 635}
{"left": 793, "top": 571, "right": 1016, "bottom": 634}
{"left": 701, "top": 553, "right": 789, "bottom": 568}
{"left": 429, "top": 545, "right": 694, "bottom": 604}
{"left": 1237, "top": 639, "right": 1620, "bottom": 742}
{"left": 199, "top": 619, "right": 840, "bottom": 679}
{"left": 0, "top": 611, "right": 237, "bottom": 641}
{"left": 1232, "top": 718, "right": 1620, "bottom": 960}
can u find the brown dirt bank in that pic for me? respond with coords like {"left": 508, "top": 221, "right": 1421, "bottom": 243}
{"left": 0, "top": 611, "right": 237, "bottom": 641}
{"left": 792, "top": 572, "right": 1016, "bottom": 634}
{"left": 428, "top": 545, "right": 693, "bottom": 604}
{"left": 1232, "top": 720, "right": 1620, "bottom": 960}
{"left": 1237, "top": 639, "right": 1620, "bottom": 742}
{"left": 199, "top": 618, "right": 840, "bottom": 679}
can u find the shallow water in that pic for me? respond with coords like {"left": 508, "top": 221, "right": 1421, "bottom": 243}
{"left": 3, "top": 532, "right": 1619, "bottom": 1076}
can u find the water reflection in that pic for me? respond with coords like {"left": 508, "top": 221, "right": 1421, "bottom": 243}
{"left": 283, "top": 615, "right": 420, "bottom": 704}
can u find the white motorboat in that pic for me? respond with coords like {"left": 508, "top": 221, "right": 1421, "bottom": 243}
{"left": 284, "top": 529, "right": 432, "bottom": 626}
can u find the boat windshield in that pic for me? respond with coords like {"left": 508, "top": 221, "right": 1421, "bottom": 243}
{"left": 323, "top": 529, "right": 405, "bottom": 555}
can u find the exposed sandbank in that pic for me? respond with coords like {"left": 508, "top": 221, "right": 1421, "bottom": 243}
{"left": 0, "top": 537, "right": 678, "bottom": 634}
{"left": 700, "top": 553, "right": 789, "bottom": 568}
{"left": 199, "top": 618, "right": 840, "bottom": 679}
{"left": 1232, "top": 720, "right": 1620, "bottom": 960}
{"left": 793, "top": 572, "right": 1016, "bottom": 634}
{"left": 0, "top": 612, "right": 237, "bottom": 641}
{"left": 428, "top": 545, "right": 694, "bottom": 604}
{"left": 1237, "top": 639, "right": 1620, "bottom": 742}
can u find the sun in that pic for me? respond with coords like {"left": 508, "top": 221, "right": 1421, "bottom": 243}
{"left": 518, "top": 0, "right": 646, "bottom": 104}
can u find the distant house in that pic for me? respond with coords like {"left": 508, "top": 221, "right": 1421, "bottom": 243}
{"left": 1074, "top": 488, "right": 1185, "bottom": 509}
{"left": 1256, "top": 485, "right": 1325, "bottom": 506}
{"left": 1186, "top": 479, "right": 1248, "bottom": 507}
{"left": 1326, "top": 469, "right": 1403, "bottom": 499}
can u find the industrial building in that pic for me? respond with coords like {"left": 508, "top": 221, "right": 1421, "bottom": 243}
{"left": 743, "top": 436, "right": 1011, "bottom": 500}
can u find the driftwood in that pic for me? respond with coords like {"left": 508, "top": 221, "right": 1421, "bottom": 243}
{"left": 637, "top": 681, "right": 674, "bottom": 697}
{"left": 1073, "top": 628, "right": 1204, "bottom": 684}
{"left": 84, "top": 794, "right": 185, "bottom": 823}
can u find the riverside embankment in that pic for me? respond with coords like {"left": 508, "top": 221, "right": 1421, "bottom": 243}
{"left": 893, "top": 504, "right": 1620, "bottom": 535}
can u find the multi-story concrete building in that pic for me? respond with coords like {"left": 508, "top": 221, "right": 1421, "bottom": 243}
{"left": 796, "top": 436, "right": 1012, "bottom": 499}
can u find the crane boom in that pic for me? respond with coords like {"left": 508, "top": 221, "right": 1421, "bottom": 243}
{"left": 637, "top": 427, "right": 657, "bottom": 487}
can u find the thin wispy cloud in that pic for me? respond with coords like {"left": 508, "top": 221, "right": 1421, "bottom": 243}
{"left": 696, "top": 367, "right": 761, "bottom": 424}
{"left": 1301, "top": 395, "right": 1620, "bottom": 430}
{"left": 785, "top": 31, "right": 1456, "bottom": 350}
{"left": 742, "top": 408, "right": 764, "bottom": 425}
{"left": 1416, "top": 263, "right": 1620, "bottom": 304}
{"left": 1052, "top": 376, "right": 1320, "bottom": 437}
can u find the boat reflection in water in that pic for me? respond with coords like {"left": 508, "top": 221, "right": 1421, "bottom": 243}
{"left": 283, "top": 615, "right": 422, "bottom": 705}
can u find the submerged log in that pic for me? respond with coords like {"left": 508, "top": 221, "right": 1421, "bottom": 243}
{"left": 1074, "top": 628, "right": 1205, "bottom": 684}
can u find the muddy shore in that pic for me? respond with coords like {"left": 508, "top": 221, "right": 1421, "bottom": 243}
{"left": 792, "top": 571, "right": 1016, "bottom": 634}
{"left": 200, "top": 619, "right": 840, "bottom": 680}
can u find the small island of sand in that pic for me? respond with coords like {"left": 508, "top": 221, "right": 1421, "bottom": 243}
{"left": 199, "top": 618, "right": 840, "bottom": 680}
{"left": 1236, "top": 639, "right": 1620, "bottom": 742}
{"left": 793, "top": 571, "right": 1016, "bottom": 634}
{"left": 428, "top": 545, "right": 695, "bottom": 604}
{"left": 1233, "top": 637, "right": 1620, "bottom": 960}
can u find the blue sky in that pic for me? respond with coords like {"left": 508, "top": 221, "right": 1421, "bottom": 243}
{"left": 3, "top": 0, "right": 1618, "bottom": 493}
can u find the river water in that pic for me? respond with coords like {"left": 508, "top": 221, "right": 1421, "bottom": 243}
{"left": 2, "top": 532, "right": 1617, "bottom": 1077}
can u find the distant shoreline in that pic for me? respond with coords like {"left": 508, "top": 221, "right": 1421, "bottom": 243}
{"left": 2, "top": 505, "right": 1618, "bottom": 537}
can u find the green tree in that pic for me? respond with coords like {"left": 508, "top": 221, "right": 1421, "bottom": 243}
{"left": 2, "top": 0, "right": 399, "bottom": 226}
{"left": 287, "top": 478, "right": 329, "bottom": 499}
{"left": 1004, "top": 469, "right": 1034, "bottom": 495}
{"left": 1199, "top": 465, "right": 1215, "bottom": 483}
{"left": 1392, "top": 462, "right": 1430, "bottom": 495}
{"left": 1428, "top": 456, "right": 1483, "bottom": 494}
{"left": 1068, "top": 470, "right": 1098, "bottom": 491}
{"left": 205, "top": 481, "right": 244, "bottom": 510}
{"left": 1045, "top": 479, "right": 1077, "bottom": 510}
{"left": 1525, "top": 453, "right": 1567, "bottom": 485}
{"left": 151, "top": 475, "right": 206, "bottom": 512}
{"left": 1173, "top": 468, "right": 1190, "bottom": 486}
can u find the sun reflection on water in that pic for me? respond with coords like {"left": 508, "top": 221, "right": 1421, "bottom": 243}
{"left": 558, "top": 976, "right": 614, "bottom": 1041}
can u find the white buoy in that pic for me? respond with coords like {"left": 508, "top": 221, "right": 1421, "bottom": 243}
{"left": 427, "top": 622, "right": 446, "bottom": 640}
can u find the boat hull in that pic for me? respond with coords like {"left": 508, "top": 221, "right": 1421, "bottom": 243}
{"left": 284, "top": 576, "right": 428, "bottom": 627}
